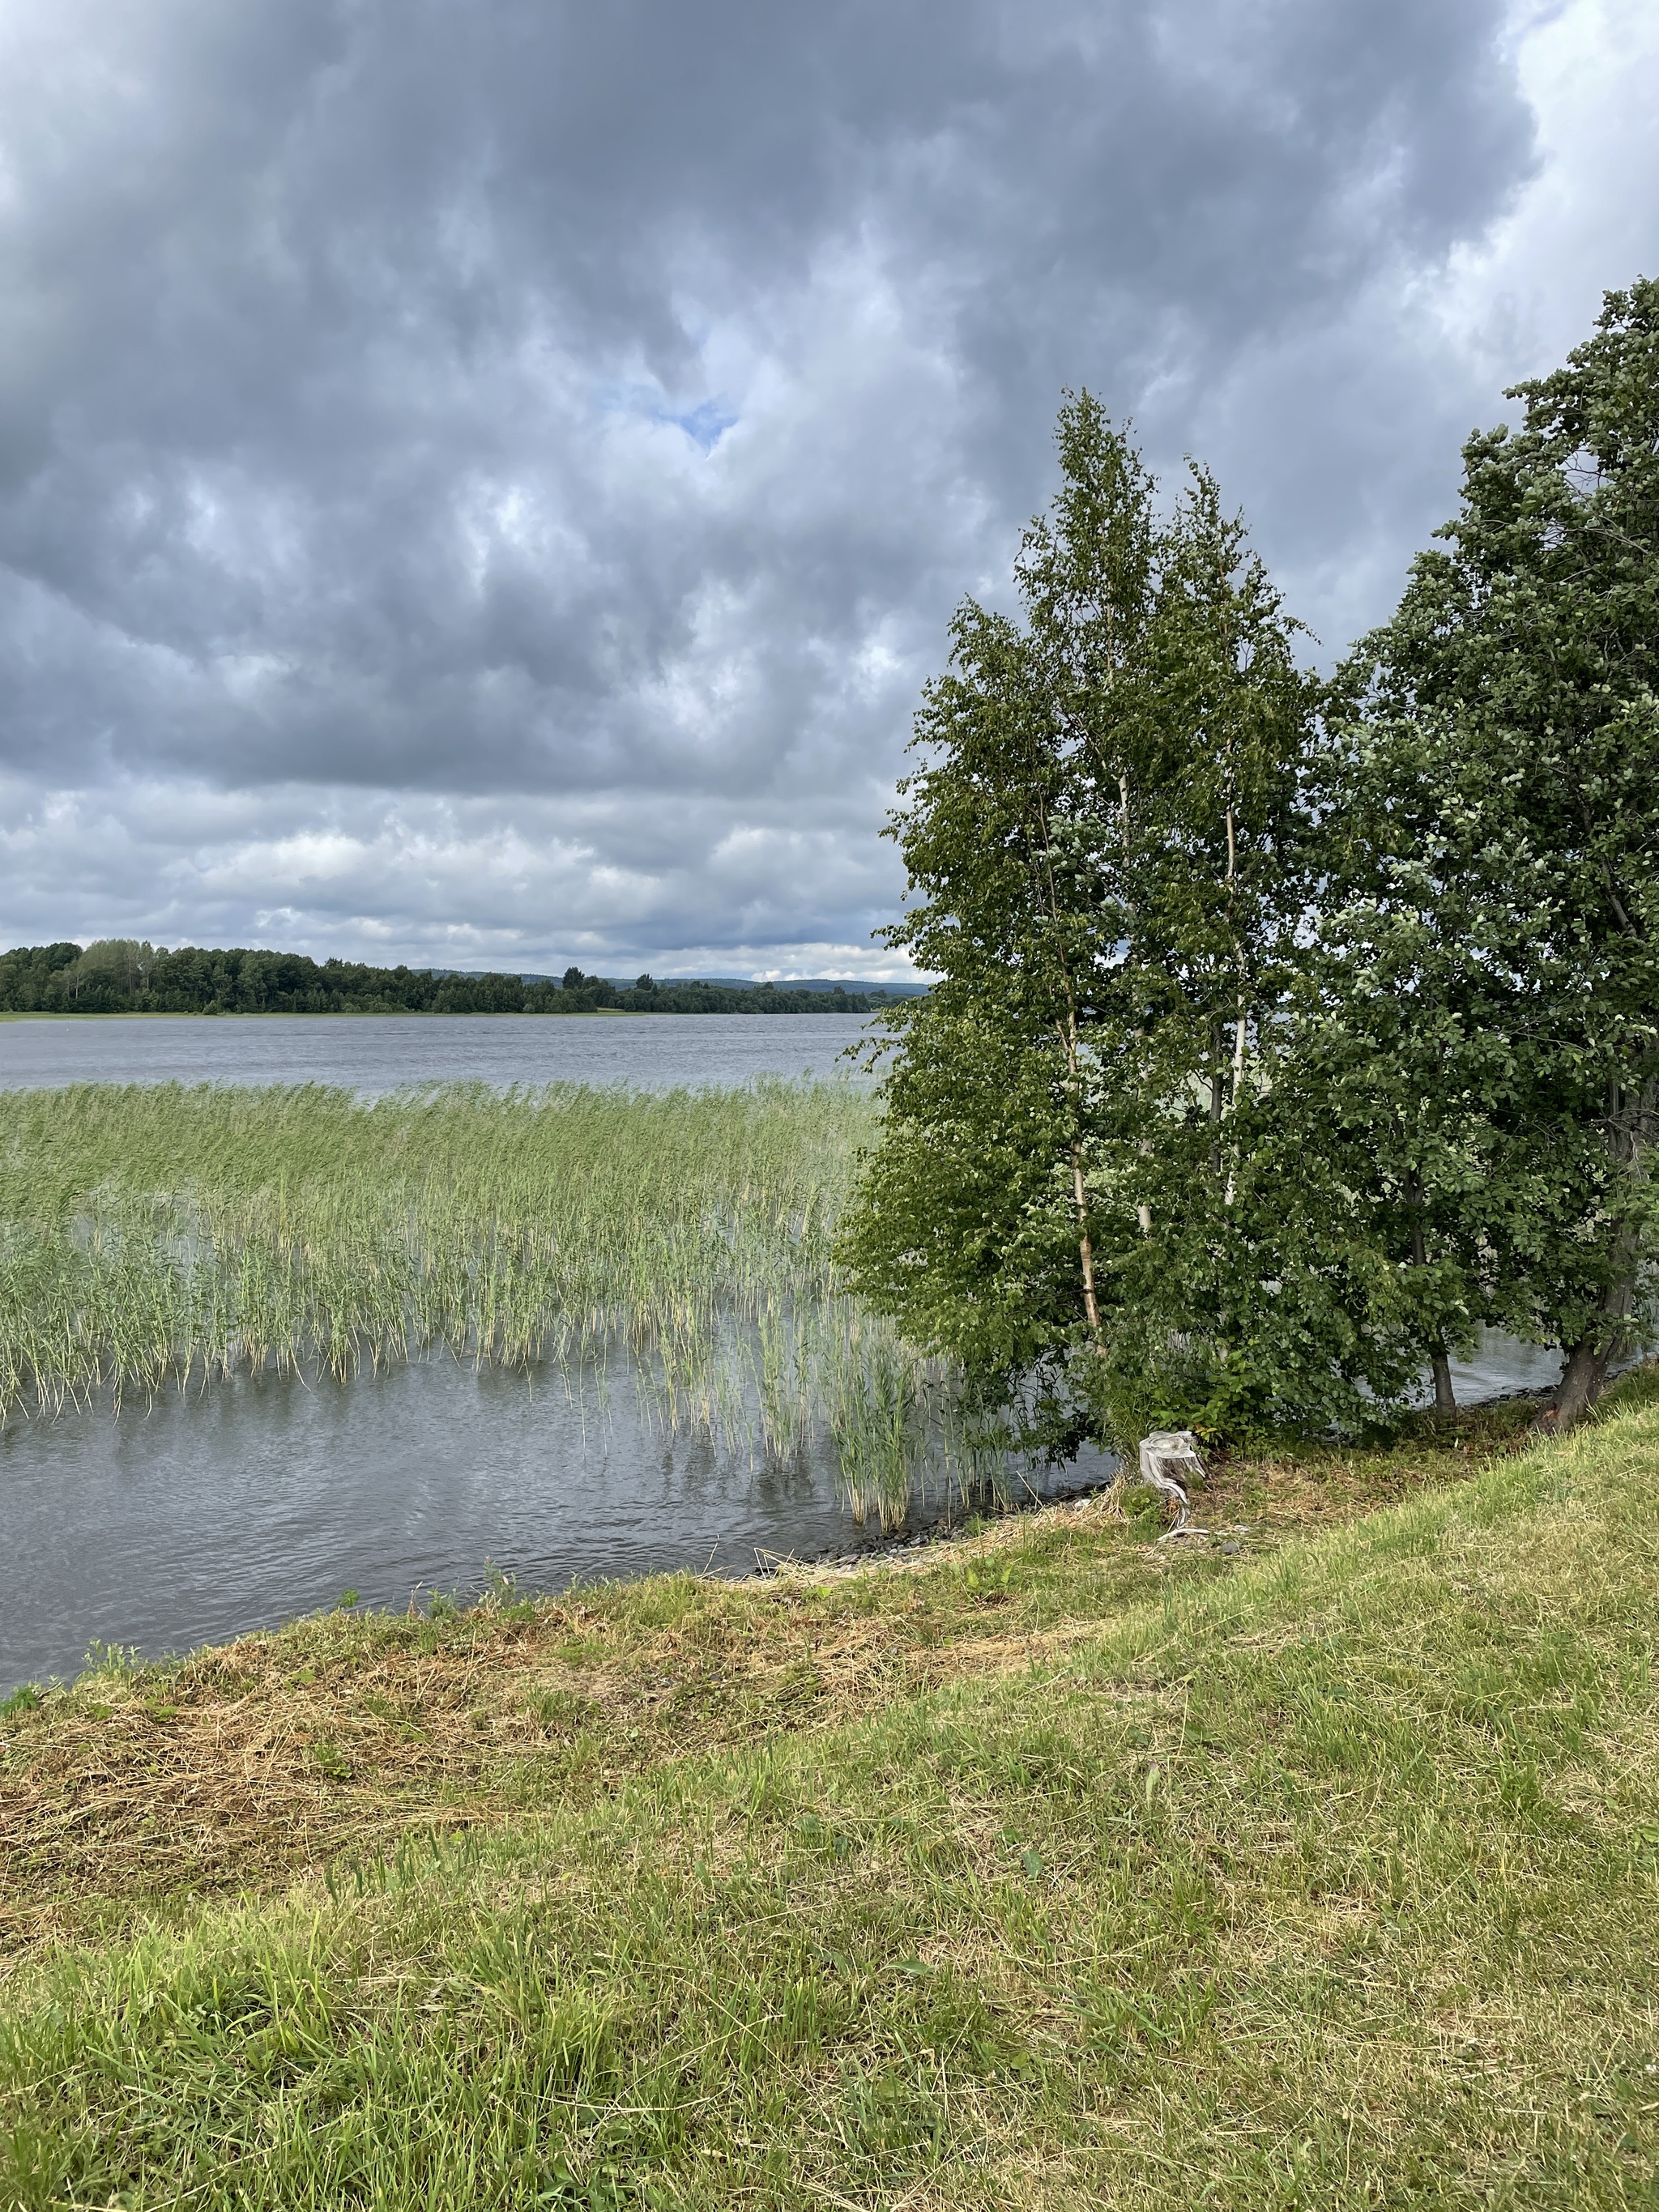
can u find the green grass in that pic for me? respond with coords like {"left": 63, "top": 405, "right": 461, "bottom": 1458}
{"left": 3, "top": 1379, "right": 1657, "bottom": 2207}
{"left": 5, "top": 1404, "right": 1536, "bottom": 1934}
{"left": 0, "top": 1080, "right": 970, "bottom": 1521}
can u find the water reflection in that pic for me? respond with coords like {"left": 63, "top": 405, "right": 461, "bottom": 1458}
{"left": 0, "top": 1315, "right": 1597, "bottom": 1698}
{"left": 1434, "top": 1328, "right": 1564, "bottom": 1404}
{"left": 0, "top": 1012, "right": 881, "bottom": 1097}
{"left": 0, "top": 1353, "right": 1101, "bottom": 1694}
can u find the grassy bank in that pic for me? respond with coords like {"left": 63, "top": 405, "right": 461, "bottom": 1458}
{"left": 3, "top": 1381, "right": 1657, "bottom": 2206}
{"left": 0, "top": 1080, "right": 975, "bottom": 1519}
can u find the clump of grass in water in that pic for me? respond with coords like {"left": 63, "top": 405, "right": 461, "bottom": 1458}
{"left": 0, "top": 1077, "right": 1007, "bottom": 1519}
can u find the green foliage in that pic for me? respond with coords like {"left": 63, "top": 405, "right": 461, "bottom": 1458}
{"left": 0, "top": 946, "right": 893, "bottom": 1018}
{"left": 838, "top": 394, "right": 1411, "bottom": 1449}
{"left": 0, "top": 941, "right": 81, "bottom": 1009}
{"left": 847, "top": 287, "right": 1659, "bottom": 1443}
{"left": 585, "top": 975, "right": 890, "bottom": 1016}
{"left": 1304, "top": 275, "right": 1659, "bottom": 1419}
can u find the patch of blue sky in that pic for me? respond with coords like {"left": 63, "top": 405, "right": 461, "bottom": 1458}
{"left": 660, "top": 396, "right": 737, "bottom": 451}
{"left": 599, "top": 381, "right": 737, "bottom": 453}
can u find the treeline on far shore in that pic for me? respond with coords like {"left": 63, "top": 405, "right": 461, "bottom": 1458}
{"left": 0, "top": 941, "right": 896, "bottom": 1017}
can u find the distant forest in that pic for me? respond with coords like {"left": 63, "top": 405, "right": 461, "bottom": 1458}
{"left": 0, "top": 942, "right": 896, "bottom": 1017}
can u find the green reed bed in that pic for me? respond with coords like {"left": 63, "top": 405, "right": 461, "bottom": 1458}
{"left": 0, "top": 1079, "right": 990, "bottom": 1524}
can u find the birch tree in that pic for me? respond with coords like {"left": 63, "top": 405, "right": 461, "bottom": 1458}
{"left": 840, "top": 396, "right": 1405, "bottom": 1447}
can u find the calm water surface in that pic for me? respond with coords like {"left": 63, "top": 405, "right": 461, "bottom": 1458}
{"left": 0, "top": 1011, "right": 876, "bottom": 1095}
{"left": 3, "top": 1356, "right": 1099, "bottom": 1694}
{"left": 0, "top": 1013, "right": 1576, "bottom": 1693}
{"left": 0, "top": 1327, "right": 1563, "bottom": 1695}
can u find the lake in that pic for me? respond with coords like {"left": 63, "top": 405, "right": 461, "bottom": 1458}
{"left": 0, "top": 1012, "right": 1572, "bottom": 1696}
{"left": 0, "top": 1012, "right": 910, "bottom": 1693}
{"left": 0, "top": 1010, "right": 877, "bottom": 1096}
{"left": 0, "top": 1325, "right": 1564, "bottom": 1699}
{"left": 2, "top": 1351, "right": 1106, "bottom": 1697}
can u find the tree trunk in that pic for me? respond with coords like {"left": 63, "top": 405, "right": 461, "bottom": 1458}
{"left": 1222, "top": 997, "right": 1246, "bottom": 1205}
{"left": 1405, "top": 1176, "right": 1456, "bottom": 1416}
{"left": 1209, "top": 1022, "right": 1224, "bottom": 1123}
{"left": 1073, "top": 1144, "right": 1103, "bottom": 1344}
{"left": 1555, "top": 1332, "right": 1614, "bottom": 1430}
{"left": 1209, "top": 1021, "right": 1224, "bottom": 1180}
{"left": 1555, "top": 1240, "right": 1639, "bottom": 1430}
{"left": 1054, "top": 999, "right": 1105, "bottom": 1346}
{"left": 1554, "top": 1253, "right": 1636, "bottom": 1430}
{"left": 1555, "top": 1073, "right": 1656, "bottom": 1432}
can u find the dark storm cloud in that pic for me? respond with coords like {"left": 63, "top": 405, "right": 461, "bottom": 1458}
{"left": 0, "top": 0, "right": 1543, "bottom": 965}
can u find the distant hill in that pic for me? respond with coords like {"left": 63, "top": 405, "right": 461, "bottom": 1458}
{"left": 689, "top": 977, "right": 932, "bottom": 997}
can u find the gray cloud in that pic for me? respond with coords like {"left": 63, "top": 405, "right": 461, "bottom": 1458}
{"left": 0, "top": 0, "right": 1631, "bottom": 972}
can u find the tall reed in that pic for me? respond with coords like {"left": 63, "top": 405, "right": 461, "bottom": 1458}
{"left": 0, "top": 1078, "right": 1001, "bottom": 1524}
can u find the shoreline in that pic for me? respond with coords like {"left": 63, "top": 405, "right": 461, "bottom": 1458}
{"left": 1, "top": 1007, "right": 887, "bottom": 1025}
{"left": 2, "top": 1383, "right": 1567, "bottom": 1707}
{"left": 6, "top": 1380, "right": 1657, "bottom": 2198}
{"left": 0, "top": 1005, "right": 883, "bottom": 1022}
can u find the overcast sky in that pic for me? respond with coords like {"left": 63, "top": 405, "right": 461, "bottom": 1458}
{"left": 1, "top": 0, "right": 1655, "bottom": 978}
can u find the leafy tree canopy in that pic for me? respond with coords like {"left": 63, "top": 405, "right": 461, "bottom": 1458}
{"left": 847, "top": 287, "right": 1659, "bottom": 1446}
{"left": 838, "top": 394, "right": 1419, "bottom": 1451}
{"left": 0, "top": 946, "right": 892, "bottom": 1019}
{"left": 1307, "top": 276, "right": 1659, "bottom": 1426}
